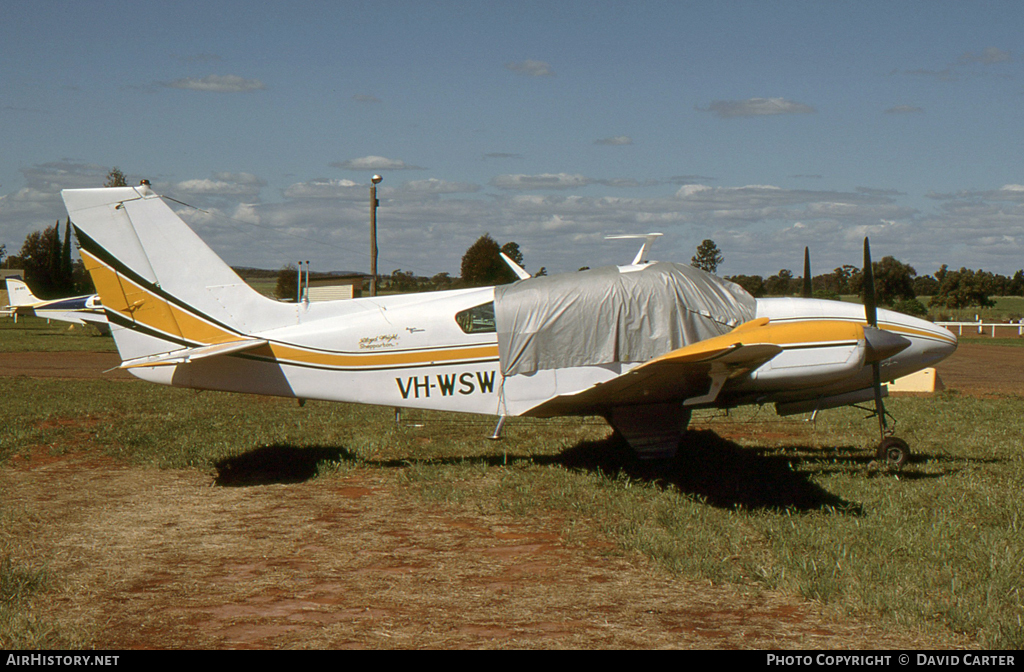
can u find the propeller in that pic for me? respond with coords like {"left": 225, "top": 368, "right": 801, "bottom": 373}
{"left": 863, "top": 237, "right": 889, "bottom": 440}
{"left": 802, "top": 247, "right": 812, "bottom": 298}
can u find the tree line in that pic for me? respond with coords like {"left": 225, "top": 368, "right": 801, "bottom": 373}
{"left": 0, "top": 219, "right": 92, "bottom": 298}
{"left": 725, "top": 257, "right": 1024, "bottom": 313}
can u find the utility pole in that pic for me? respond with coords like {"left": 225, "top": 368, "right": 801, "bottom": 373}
{"left": 370, "top": 174, "right": 382, "bottom": 296}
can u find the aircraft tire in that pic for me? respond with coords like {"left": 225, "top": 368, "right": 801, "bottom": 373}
{"left": 877, "top": 437, "right": 911, "bottom": 467}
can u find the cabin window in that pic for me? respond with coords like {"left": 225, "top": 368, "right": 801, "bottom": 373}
{"left": 455, "top": 302, "right": 496, "bottom": 334}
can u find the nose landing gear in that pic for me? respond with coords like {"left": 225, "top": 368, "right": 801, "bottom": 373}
{"left": 877, "top": 436, "right": 911, "bottom": 468}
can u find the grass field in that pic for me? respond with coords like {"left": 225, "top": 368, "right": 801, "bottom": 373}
{"left": 2, "top": 310, "right": 1023, "bottom": 648}
{"left": 0, "top": 317, "right": 115, "bottom": 353}
{"left": 2, "top": 370, "right": 1023, "bottom": 648}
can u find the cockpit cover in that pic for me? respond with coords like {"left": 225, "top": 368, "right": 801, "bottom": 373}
{"left": 493, "top": 262, "right": 756, "bottom": 376}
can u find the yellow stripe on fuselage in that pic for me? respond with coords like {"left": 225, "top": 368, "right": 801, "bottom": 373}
{"left": 253, "top": 342, "right": 500, "bottom": 370}
{"left": 650, "top": 319, "right": 864, "bottom": 365}
{"left": 80, "top": 249, "right": 500, "bottom": 370}
{"left": 767, "top": 314, "right": 957, "bottom": 347}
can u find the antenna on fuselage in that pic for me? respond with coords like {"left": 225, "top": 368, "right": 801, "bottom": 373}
{"left": 500, "top": 253, "right": 531, "bottom": 280}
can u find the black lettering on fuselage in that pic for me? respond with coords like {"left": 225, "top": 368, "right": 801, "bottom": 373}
{"left": 396, "top": 370, "right": 496, "bottom": 399}
{"left": 475, "top": 370, "right": 495, "bottom": 394}
{"left": 437, "top": 373, "right": 457, "bottom": 396}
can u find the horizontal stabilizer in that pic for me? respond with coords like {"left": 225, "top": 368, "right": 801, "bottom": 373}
{"left": 120, "top": 339, "right": 268, "bottom": 369}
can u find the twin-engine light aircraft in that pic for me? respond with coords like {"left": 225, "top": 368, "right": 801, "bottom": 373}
{"left": 3, "top": 278, "right": 108, "bottom": 332}
{"left": 61, "top": 183, "right": 956, "bottom": 465}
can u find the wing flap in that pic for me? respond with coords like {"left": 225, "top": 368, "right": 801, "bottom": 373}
{"left": 119, "top": 338, "right": 268, "bottom": 369}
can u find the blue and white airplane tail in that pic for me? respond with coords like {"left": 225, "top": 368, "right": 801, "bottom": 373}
{"left": 4, "top": 277, "right": 107, "bottom": 330}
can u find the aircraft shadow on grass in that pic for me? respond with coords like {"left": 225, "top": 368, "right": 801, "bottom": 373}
{"left": 211, "top": 429, "right": 963, "bottom": 513}
{"left": 549, "top": 430, "right": 863, "bottom": 513}
{"left": 213, "top": 445, "right": 357, "bottom": 486}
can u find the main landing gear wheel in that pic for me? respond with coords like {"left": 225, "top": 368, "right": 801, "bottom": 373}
{"left": 877, "top": 437, "right": 911, "bottom": 467}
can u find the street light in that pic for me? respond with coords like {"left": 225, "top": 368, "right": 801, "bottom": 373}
{"left": 370, "top": 175, "right": 382, "bottom": 296}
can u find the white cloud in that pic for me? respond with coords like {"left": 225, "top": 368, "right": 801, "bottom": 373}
{"left": 505, "top": 60, "right": 555, "bottom": 77}
{"left": 701, "top": 97, "right": 816, "bottom": 119}
{"left": 164, "top": 75, "right": 267, "bottom": 93}
{"left": 491, "top": 173, "right": 592, "bottom": 190}
{"left": 173, "top": 173, "right": 265, "bottom": 198}
{"left": 331, "top": 156, "right": 426, "bottom": 171}
{"left": 401, "top": 178, "right": 480, "bottom": 195}
{"left": 283, "top": 178, "right": 365, "bottom": 199}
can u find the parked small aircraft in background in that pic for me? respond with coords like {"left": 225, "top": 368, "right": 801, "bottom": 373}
{"left": 62, "top": 183, "right": 956, "bottom": 465}
{"left": 3, "top": 278, "right": 108, "bottom": 332}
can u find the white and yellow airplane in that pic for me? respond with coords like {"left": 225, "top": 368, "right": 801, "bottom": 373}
{"left": 3, "top": 277, "right": 108, "bottom": 332}
{"left": 61, "top": 183, "right": 957, "bottom": 464}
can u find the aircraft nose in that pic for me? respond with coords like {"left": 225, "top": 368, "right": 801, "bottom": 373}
{"left": 920, "top": 324, "right": 958, "bottom": 367}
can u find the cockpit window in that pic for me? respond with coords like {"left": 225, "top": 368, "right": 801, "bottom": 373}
{"left": 455, "top": 302, "right": 496, "bottom": 334}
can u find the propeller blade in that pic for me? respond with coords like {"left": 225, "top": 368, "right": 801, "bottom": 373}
{"left": 872, "top": 361, "right": 888, "bottom": 439}
{"left": 863, "top": 237, "right": 877, "bottom": 328}
{"left": 863, "top": 237, "right": 888, "bottom": 439}
{"left": 802, "top": 247, "right": 812, "bottom": 298}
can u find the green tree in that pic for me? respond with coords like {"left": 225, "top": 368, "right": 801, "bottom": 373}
{"left": 691, "top": 239, "right": 723, "bottom": 274}
{"left": 725, "top": 274, "right": 765, "bottom": 297}
{"left": 928, "top": 267, "right": 996, "bottom": 309}
{"left": 8, "top": 224, "right": 60, "bottom": 297}
{"left": 48, "top": 220, "right": 62, "bottom": 292}
{"left": 764, "top": 269, "right": 795, "bottom": 296}
{"left": 500, "top": 241, "right": 523, "bottom": 266}
{"left": 104, "top": 167, "right": 128, "bottom": 188}
{"left": 60, "top": 218, "right": 74, "bottom": 294}
{"left": 389, "top": 269, "right": 417, "bottom": 293}
{"left": 870, "top": 256, "right": 917, "bottom": 306}
{"left": 430, "top": 272, "right": 455, "bottom": 291}
{"left": 0, "top": 243, "right": 6, "bottom": 267}
{"left": 826, "top": 265, "right": 858, "bottom": 295}
{"left": 274, "top": 264, "right": 298, "bottom": 301}
{"left": 460, "top": 234, "right": 520, "bottom": 286}
{"left": 1009, "top": 270, "right": 1024, "bottom": 297}
{"left": 913, "top": 275, "right": 939, "bottom": 297}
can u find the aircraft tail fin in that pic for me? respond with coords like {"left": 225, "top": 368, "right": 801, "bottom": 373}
{"left": 61, "top": 184, "right": 296, "bottom": 361}
{"left": 5, "top": 278, "right": 40, "bottom": 307}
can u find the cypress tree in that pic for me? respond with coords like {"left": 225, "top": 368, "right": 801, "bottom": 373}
{"left": 48, "top": 220, "right": 62, "bottom": 295}
{"left": 62, "top": 218, "right": 74, "bottom": 293}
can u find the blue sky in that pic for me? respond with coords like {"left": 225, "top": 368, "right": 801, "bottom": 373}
{"left": 2, "top": 0, "right": 1022, "bottom": 280}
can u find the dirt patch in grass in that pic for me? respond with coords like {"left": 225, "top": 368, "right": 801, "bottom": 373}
{"left": 1, "top": 448, "right": 962, "bottom": 649}
{"left": 933, "top": 342, "right": 1024, "bottom": 397}
{"left": 0, "top": 352, "right": 130, "bottom": 380}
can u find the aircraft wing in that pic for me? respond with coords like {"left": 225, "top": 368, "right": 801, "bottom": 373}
{"left": 119, "top": 338, "right": 269, "bottom": 369}
{"left": 523, "top": 318, "right": 785, "bottom": 417}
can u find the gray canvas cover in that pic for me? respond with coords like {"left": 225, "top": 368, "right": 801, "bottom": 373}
{"left": 494, "top": 262, "right": 756, "bottom": 376}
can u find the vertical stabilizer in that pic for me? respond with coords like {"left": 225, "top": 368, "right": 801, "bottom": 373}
{"left": 4, "top": 279, "right": 39, "bottom": 307}
{"left": 62, "top": 185, "right": 297, "bottom": 349}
